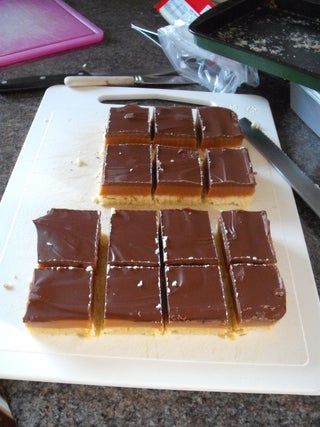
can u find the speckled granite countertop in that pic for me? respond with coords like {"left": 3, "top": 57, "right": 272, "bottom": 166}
{"left": 1, "top": 1, "right": 320, "bottom": 425}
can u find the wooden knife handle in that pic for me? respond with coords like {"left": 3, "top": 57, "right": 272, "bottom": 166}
{"left": 64, "top": 76, "right": 135, "bottom": 87}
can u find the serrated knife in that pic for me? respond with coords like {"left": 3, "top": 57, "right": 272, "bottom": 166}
{"left": 239, "top": 117, "right": 320, "bottom": 218}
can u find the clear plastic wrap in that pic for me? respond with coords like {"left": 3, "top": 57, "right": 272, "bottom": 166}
{"left": 158, "top": 22, "right": 259, "bottom": 93}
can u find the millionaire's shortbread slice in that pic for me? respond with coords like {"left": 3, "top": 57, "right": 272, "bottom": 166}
{"left": 164, "top": 265, "right": 229, "bottom": 334}
{"left": 100, "top": 144, "right": 153, "bottom": 205}
{"left": 108, "top": 210, "right": 160, "bottom": 267}
{"left": 154, "top": 145, "right": 203, "bottom": 204}
{"left": 204, "top": 147, "right": 256, "bottom": 207}
{"left": 104, "top": 265, "right": 163, "bottom": 334}
{"left": 229, "top": 263, "right": 286, "bottom": 327}
{"left": 218, "top": 210, "right": 277, "bottom": 266}
{"left": 33, "top": 209, "right": 100, "bottom": 269}
{"left": 105, "top": 104, "right": 152, "bottom": 145}
{"left": 160, "top": 209, "right": 218, "bottom": 265}
{"left": 153, "top": 107, "right": 197, "bottom": 148}
{"left": 23, "top": 268, "right": 94, "bottom": 335}
{"left": 197, "top": 106, "right": 243, "bottom": 148}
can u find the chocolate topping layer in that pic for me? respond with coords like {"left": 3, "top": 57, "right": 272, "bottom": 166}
{"left": 102, "top": 144, "right": 152, "bottom": 186}
{"left": 23, "top": 268, "right": 93, "bottom": 323}
{"left": 104, "top": 266, "right": 162, "bottom": 323}
{"left": 198, "top": 106, "right": 242, "bottom": 139}
{"left": 160, "top": 209, "right": 218, "bottom": 265}
{"left": 229, "top": 264, "right": 286, "bottom": 324}
{"left": 155, "top": 145, "right": 202, "bottom": 187}
{"left": 154, "top": 107, "right": 196, "bottom": 137}
{"left": 34, "top": 209, "right": 100, "bottom": 268}
{"left": 107, "top": 104, "right": 151, "bottom": 135}
{"left": 219, "top": 210, "right": 277, "bottom": 265}
{"left": 205, "top": 147, "right": 256, "bottom": 186}
{"left": 165, "top": 265, "right": 228, "bottom": 324}
{"left": 108, "top": 210, "right": 160, "bottom": 266}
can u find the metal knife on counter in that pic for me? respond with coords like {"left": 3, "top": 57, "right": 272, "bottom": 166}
{"left": 240, "top": 118, "right": 320, "bottom": 219}
{"left": 0, "top": 69, "right": 193, "bottom": 93}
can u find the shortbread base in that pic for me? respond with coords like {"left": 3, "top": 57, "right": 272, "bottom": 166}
{"left": 99, "top": 194, "right": 153, "bottom": 206}
{"left": 154, "top": 195, "right": 201, "bottom": 205}
{"left": 25, "top": 320, "right": 93, "bottom": 337}
{"left": 205, "top": 194, "right": 253, "bottom": 208}
{"left": 166, "top": 322, "right": 229, "bottom": 336}
{"left": 104, "top": 320, "right": 163, "bottom": 335}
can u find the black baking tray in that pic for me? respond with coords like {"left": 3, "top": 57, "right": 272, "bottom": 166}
{"left": 189, "top": 0, "right": 320, "bottom": 90}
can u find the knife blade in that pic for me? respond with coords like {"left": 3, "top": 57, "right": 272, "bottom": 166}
{"left": 239, "top": 117, "right": 320, "bottom": 218}
{"left": 64, "top": 74, "right": 193, "bottom": 87}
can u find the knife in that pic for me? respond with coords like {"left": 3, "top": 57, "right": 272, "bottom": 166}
{"left": 239, "top": 118, "right": 320, "bottom": 218}
{"left": 64, "top": 74, "right": 193, "bottom": 87}
{"left": 0, "top": 69, "right": 189, "bottom": 93}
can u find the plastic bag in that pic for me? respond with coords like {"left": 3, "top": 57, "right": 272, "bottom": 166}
{"left": 158, "top": 22, "right": 259, "bottom": 93}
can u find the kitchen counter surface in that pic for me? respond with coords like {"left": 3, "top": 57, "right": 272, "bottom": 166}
{"left": 1, "top": 1, "right": 320, "bottom": 425}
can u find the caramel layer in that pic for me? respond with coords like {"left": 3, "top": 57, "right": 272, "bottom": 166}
{"left": 155, "top": 185, "right": 202, "bottom": 197}
{"left": 99, "top": 184, "right": 150, "bottom": 196}
{"left": 201, "top": 136, "right": 243, "bottom": 148}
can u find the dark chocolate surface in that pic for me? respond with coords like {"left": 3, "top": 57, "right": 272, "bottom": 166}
{"left": 104, "top": 266, "right": 162, "bottom": 323}
{"left": 108, "top": 210, "right": 159, "bottom": 266}
{"left": 107, "top": 104, "right": 150, "bottom": 135}
{"left": 23, "top": 268, "right": 93, "bottom": 323}
{"left": 198, "top": 106, "right": 242, "bottom": 139}
{"left": 230, "top": 264, "right": 286, "bottom": 324}
{"left": 165, "top": 265, "right": 228, "bottom": 324}
{"left": 102, "top": 144, "right": 152, "bottom": 185}
{"left": 206, "top": 147, "right": 256, "bottom": 186}
{"left": 34, "top": 209, "right": 100, "bottom": 268}
{"left": 160, "top": 209, "right": 218, "bottom": 265}
{"left": 156, "top": 145, "right": 202, "bottom": 186}
{"left": 154, "top": 107, "right": 196, "bottom": 137}
{"left": 219, "top": 210, "right": 277, "bottom": 265}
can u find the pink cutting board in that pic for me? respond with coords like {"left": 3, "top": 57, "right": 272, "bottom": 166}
{"left": 0, "top": 0, "right": 104, "bottom": 67}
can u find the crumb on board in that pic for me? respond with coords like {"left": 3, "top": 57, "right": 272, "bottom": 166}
{"left": 73, "top": 158, "right": 87, "bottom": 167}
{"left": 3, "top": 283, "right": 14, "bottom": 290}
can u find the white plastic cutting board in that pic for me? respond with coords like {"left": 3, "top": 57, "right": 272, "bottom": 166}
{"left": 1, "top": 86, "right": 320, "bottom": 394}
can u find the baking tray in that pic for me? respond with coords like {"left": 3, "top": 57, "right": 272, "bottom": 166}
{"left": 1, "top": 86, "right": 320, "bottom": 394}
{"left": 189, "top": 0, "right": 320, "bottom": 91}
